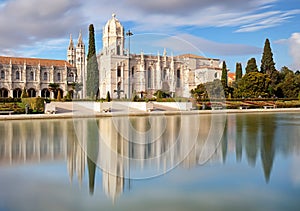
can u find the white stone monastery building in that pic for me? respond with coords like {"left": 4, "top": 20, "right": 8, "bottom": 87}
{"left": 98, "top": 14, "right": 223, "bottom": 99}
{"left": 0, "top": 32, "right": 85, "bottom": 99}
{"left": 0, "top": 14, "right": 222, "bottom": 99}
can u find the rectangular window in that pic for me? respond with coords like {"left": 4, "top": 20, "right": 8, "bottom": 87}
{"left": 1, "top": 71, "right": 5, "bottom": 79}
{"left": 117, "top": 67, "right": 121, "bottom": 77}
{"left": 176, "top": 69, "right": 181, "bottom": 88}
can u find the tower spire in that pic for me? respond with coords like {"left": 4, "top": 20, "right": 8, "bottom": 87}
{"left": 77, "top": 30, "right": 84, "bottom": 47}
{"left": 68, "top": 34, "right": 74, "bottom": 50}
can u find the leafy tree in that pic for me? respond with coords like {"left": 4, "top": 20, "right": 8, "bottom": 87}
{"left": 205, "top": 79, "right": 225, "bottom": 99}
{"left": 86, "top": 24, "right": 99, "bottom": 99}
{"left": 235, "top": 62, "right": 243, "bottom": 82}
{"left": 278, "top": 66, "right": 293, "bottom": 81}
{"left": 261, "top": 38, "right": 276, "bottom": 75}
{"left": 276, "top": 71, "right": 300, "bottom": 98}
{"left": 65, "top": 91, "right": 72, "bottom": 101}
{"left": 191, "top": 83, "right": 208, "bottom": 100}
{"left": 234, "top": 72, "right": 271, "bottom": 98}
{"left": 154, "top": 90, "right": 170, "bottom": 99}
{"left": 245, "top": 58, "right": 258, "bottom": 73}
{"left": 221, "top": 61, "right": 228, "bottom": 88}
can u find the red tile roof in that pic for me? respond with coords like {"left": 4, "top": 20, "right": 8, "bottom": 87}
{"left": 228, "top": 72, "right": 236, "bottom": 80}
{"left": 0, "top": 56, "right": 73, "bottom": 67}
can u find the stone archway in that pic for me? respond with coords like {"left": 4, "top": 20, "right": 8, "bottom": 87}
{"left": 41, "top": 88, "right": 50, "bottom": 98}
{"left": 54, "top": 88, "right": 63, "bottom": 99}
{"left": 13, "top": 88, "right": 22, "bottom": 98}
{"left": 27, "top": 88, "right": 36, "bottom": 98}
{"left": 0, "top": 88, "right": 9, "bottom": 98}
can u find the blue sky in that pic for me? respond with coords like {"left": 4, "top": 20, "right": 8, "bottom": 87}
{"left": 0, "top": 0, "right": 299, "bottom": 72}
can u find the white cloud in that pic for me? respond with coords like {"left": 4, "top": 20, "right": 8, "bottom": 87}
{"left": 276, "top": 32, "right": 300, "bottom": 70}
{"left": 0, "top": 0, "right": 84, "bottom": 50}
{"left": 155, "top": 34, "right": 261, "bottom": 56}
{"left": 0, "top": 0, "right": 299, "bottom": 58}
{"left": 289, "top": 33, "right": 300, "bottom": 70}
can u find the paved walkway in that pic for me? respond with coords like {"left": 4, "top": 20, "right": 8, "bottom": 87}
{"left": 0, "top": 102, "right": 300, "bottom": 120}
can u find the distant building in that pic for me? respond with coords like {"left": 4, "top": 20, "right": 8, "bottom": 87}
{"left": 228, "top": 72, "right": 236, "bottom": 87}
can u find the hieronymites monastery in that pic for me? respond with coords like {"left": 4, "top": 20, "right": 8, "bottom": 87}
{"left": 0, "top": 14, "right": 222, "bottom": 99}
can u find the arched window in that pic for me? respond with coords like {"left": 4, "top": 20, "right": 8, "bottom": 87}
{"left": 131, "top": 67, "right": 134, "bottom": 76}
{"left": 1, "top": 70, "right": 5, "bottom": 79}
{"left": 41, "top": 88, "right": 50, "bottom": 98}
{"left": 43, "top": 72, "right": 48, "bottom": 81}
{"left": 30, "top": 71, "right": 34, "bottom": 81}
{"left": 16, "top": 71, "right": 20, "bottom": 80}
{"left": 68, "top": 72, "right": 74, "bottom": 82}
{"left": 0, "top": 88, "right": 9, "bottom": 98}
{"left": 214, "top": 72, "right": 218, "bottom": 78}
{"left": 27, "top": 88, "right": 36, "bottom": 98}
{"left": 13, "top": 88, "right": 22, "bottom": 98}
{"left": 57, "top": 72, "right": 61, "bottom": 81}
{"left": 163, "top": 68, "right": 167, "bottom": 80}
{"left": 176, "top": 69, "right": 181, "bottom": 88}
{"left": 147, "top": 67, "right": 152, "bottom": 89}
{"left": 117, "top": 66, "right": 121, "bottom": 77}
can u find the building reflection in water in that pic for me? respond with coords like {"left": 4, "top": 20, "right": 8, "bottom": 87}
{"left": 0, "top": 114, "right": 299, "bottom": 202}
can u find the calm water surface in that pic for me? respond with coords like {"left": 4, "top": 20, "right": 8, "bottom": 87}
{"left": 0, "top": 112, "right": 299, "bottom": 211}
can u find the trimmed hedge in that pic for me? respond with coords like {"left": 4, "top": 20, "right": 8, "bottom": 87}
{"left": 0, "top": 97, "right": 21, "bottom": 103}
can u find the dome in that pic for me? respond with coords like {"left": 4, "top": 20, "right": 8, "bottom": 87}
{"left": 103, "top": 13, "right": 124, "bottom": 37}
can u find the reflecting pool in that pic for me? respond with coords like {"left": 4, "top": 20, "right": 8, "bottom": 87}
{"left": 0, "top": 112, "right": 300, "bottom": 211}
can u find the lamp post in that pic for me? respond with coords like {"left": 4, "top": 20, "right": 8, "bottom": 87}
{"left": 126, "top": 30, "right": 133, "bottom": 190}
{"left": 126, "top": 30, "right": 133, "bottom": 99}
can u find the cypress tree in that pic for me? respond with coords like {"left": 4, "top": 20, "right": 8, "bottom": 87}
{"left": 261, "top": 38, "right": 276, "bottom": 75}
{"left": 246, "top": 58, "right": 258, "bottom": 73}
{"left": 235, "top": 62, "right": 243, "bottom": 82}
{"left": 86, "top": 24, "right": 99, "bottom": 99}
{"left": 221, "top": 61, "right": 228, "bottom": 88}
{"left": 106, "top": 91, "right": 111, "bottom": 102}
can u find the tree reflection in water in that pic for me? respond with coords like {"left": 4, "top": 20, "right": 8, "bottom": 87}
{"left": 0, "top": 113, "right": 299, "bottom": 203}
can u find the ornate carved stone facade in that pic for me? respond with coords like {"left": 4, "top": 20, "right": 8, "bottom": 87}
{"left": 0, "top": 14, "right": 222, "bottom": 99}
{"left": 0, "top": 32, "right": 85, "bottom": 99}
{"left": 98, "top": 14, "right": 223, "bottom": 99}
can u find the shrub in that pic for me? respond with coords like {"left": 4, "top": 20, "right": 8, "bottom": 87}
{"left": 132, "top": 95, "right": 139, "bottom": 102}
{"left": 0, "top": 97, "right": 21, "bottom": 103}
{"left": 64, "top": 91, "right": 72, "bottom": 101}
{"left": 106, "top": 91, "right": 111, "bottom": 102}
{"left": 21, "top": 97, "right": 45, "bottom": 113}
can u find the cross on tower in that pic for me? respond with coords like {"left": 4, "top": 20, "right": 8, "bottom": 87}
{"left": 114, "top": 82, "right": 124, "bottom": 99}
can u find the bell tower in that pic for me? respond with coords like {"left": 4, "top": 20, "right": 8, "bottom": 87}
{"left": 67, "top": 34, "right": 76, "bottom": 66}
{"left": 76, "top": 31, "right": 85, "bottom": 83}
{"left": 102, "top": 13, "right": 124, "bottom": 56}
